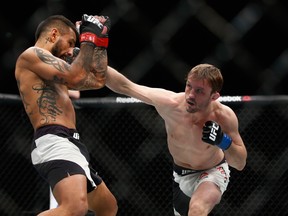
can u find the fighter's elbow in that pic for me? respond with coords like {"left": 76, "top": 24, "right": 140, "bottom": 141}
{"left": 235, "top": 162, "right": 246, "bottom": 171}
{"left": 232, "top": 159, "right": 247, "bottom": 171}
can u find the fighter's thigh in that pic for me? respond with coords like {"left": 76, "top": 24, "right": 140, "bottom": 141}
{"left": 190, "top": 181, "right": 222, "bottom": 208}
{"left": 53, "top": 174, "right": 88, "bottom": 205}
{"left": 87, "top": 181, "right": 117, "bottom": 213}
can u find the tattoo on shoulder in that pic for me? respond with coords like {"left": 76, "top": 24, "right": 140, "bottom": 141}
{"left": 34, "top": 48, "right": 70, "bottom": 73}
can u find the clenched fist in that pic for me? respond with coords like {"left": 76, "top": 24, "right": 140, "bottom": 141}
{"left": 202, "top": 121, "right": 232, "bottom": 150}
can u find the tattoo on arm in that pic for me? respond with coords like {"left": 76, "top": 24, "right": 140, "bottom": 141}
{"left": 34, "top": 47, "right": 108, "bottom": 90}
{"left": 35, "top": 48, "right": 70, "bottom": 84}
{"left": 93, "top": 48, "right": 107, "bottom": 73}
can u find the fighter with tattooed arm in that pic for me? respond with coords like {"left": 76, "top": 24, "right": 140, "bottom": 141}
{"left": 15, "top": 14, "right": 118, "bottom": 216}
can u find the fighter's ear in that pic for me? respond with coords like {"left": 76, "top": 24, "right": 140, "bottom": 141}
{"left": 212, "top": 92, "right": 220, "bottom": 100}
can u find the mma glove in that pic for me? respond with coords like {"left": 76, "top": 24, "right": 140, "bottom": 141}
{"left": 63, "top": 47, "right": 80, "bottom": 64}
{"left": 202, "top": 120, "right": 232, "bottom": 150}
{"left": 79, "top": 14, "right": 111, "bottom": 48}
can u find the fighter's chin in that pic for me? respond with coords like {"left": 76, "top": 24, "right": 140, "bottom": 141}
{"left": 186, "top": 105, "right": 198, "bottom": 113}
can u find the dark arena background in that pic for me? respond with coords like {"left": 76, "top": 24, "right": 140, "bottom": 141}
{"left": 1, "top": 0, "right": 288, "bottom": 215}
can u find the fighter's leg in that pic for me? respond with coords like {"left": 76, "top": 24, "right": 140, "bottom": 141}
{"left": 87, "top": 181, "right": 118, "bottom": 216}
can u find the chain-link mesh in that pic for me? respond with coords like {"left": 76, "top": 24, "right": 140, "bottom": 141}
{"left": 0, "top": 95, "right": 287, "bottom": 216}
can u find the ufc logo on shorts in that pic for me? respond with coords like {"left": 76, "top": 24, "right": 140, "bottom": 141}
{"left": 73, "top": 133, "right": 80, "bottom": 140}
{"left": 209, "top": 123, "right": 219, "bottom": 141}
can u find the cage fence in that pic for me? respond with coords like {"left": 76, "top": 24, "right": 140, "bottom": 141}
{"left": 0, "top": 94, "right": 288, "bottom": 216}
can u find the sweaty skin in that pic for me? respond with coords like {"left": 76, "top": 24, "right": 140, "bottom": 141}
{"left": 15, "top": 15, "right": 117, "bottom": 216}
{"left": 105, "top": 64, "right": 247, "bottom": 215}
{"left": 15, "top": 35, "right": 107, "bottom": 130}
{"left": 105, "top": 66, "right": 247, "bottom": 171}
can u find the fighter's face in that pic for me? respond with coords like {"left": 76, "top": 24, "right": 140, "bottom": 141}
{"left": 185, "top": 78, "right": 212, "bottom": 113}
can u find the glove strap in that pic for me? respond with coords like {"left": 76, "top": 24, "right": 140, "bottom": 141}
{"left": 80, "top": 32, "right": 108, "bottom": 48}
{"left": 217, "top": 133, "right": 232, "bottom": 150}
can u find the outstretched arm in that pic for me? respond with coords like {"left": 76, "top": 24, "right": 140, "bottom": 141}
{"left": 106, "top": 66, "right": 176, "bottom": 106}
{"left": 106, "top": 66, "right": 154, "bottom": 104}
{"left": 106, "top": 66, "right": 134, "bottom": 95}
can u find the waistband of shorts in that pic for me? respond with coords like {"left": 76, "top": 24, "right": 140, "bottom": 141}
{"left": 34, "top": 124, "right": 78, "bottom": 140}
{"left": 173, "top": 157, "right": 226, "bottom": 176}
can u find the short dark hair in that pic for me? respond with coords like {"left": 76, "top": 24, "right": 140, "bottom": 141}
{"left": 35, "top": 15, "right": 78, "bottom": 42}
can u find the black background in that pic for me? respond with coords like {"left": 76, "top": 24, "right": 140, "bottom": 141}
{"left": 1, "top": 0, "right": 288, "bottom": 98}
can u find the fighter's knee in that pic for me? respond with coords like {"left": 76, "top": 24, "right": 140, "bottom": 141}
{"left": 106, "top": 194, "right": 118, "bottom": 215}
{"left": 72, "top": 202, "right": 89, "bottom": 216}
{"left": 75, "top": 195, "right": 89, "bottom": 215}
{"left": 188, "top": 201, "right": 207, "bottom": 216}
{"left": 57, "top": 201, "right": 88, "bottom": 216}
{"left": 89, "top": 192, "right": 118, "bottom": 215}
